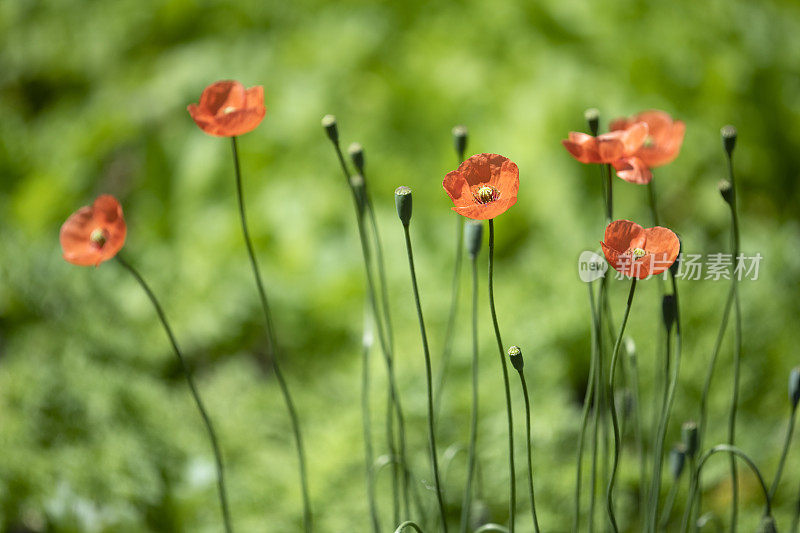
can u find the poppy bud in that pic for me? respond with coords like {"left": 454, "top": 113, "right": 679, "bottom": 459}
{"left": 464, "top": 221, "right": 484, "bottom": 258}
{"left": 322, "top": 114, "right": 338, "bottom": 144}
{"left": 452, "top": 125, "right": 468, "bottom": 161}
{"left": 669, "top": 238, "right": 682, "bottom": 276}
{"left": 584, "top": 108, "right": 600, "bottom": 136}
{"left": 789, "top": 367, "right": 800, "bottom": 408}
{"left": 395, "top": 186, "right": 412, "bottom": 226}
{"left": 350, "top": 174, "right": 367, "bottom": 215}
{"left": 718, "top": 179, "right": 734, "bottom": 205}
{"left": 721, "top": 125, "right": 737, "bottom": 157}
{"left": 508, "top": 345, "right": 524, "bottom": 372}
{"left": 756, "top": 516, "right": 778, "bottom": 533}
{"left": 682, "top": 421, "right": 698, "bottom": 458}
{"left": 662, "top": 294, "right": 677, "bottom": 332}
{"left": 669, "top": 444, "right": 686, "bottom": 480}
{"left": 348, "top": 142, "right": 365, "bottom": 175}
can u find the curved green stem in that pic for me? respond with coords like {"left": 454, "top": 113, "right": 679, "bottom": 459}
{"left": 460, "top": 256, "right": 480, "bottom": 533}
{"left": 517, "top": 371, "right": 541, "bottom": 533}
{"left": 658, "top": 477, "right": 680, "bottom": 531}
{"left": 394, "top": 521, "right": 425, "bottom": 533}
{"left": 606, "top": 278, "right": 637, "bottom": 532}
{"left": 116, "top": 256, "right": 233, "bottom": 533}
{"left": 402, "top": 224, "right": 448, "bottom": 532}
{"left": 231, "top": 137, "right": 312, "bottom": 532}
{"left": 768, "top": 404, "right": 798, "bottom": 501}
{"left": 474, "top": 525, "right": 510, "bottom": 533}
{"left": 488, "top": 219, "right": 516, "bottom": 532}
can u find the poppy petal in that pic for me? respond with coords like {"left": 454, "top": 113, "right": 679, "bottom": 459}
{"left": 613, "top": 157, "right": 653, "bottom": 184}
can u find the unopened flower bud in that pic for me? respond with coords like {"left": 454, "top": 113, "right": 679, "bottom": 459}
{"left": 718, "top": 179, "right": 733, "bottom": 205}
{"left": 348, "top": 142, "right": 364, "bottom": 174}
{"left": 394, "top": 186, "right": 412, "bottom": 226}
{"left": 756, "top": 516, "right": 778, "bottom": 533}
{"left": 669, "top": 444, "right": 686, "bottom": 480}
{"left": 721, "top": 125, "right": 737, "bottom": 157}
{"left": 322, "top": 114, "right": 338, "bottom": 144}
{"left": 584, "top": 108, "right": 600, "bottom": 136}
{"left": 464, "top": 221, "right": 484, "bottom": 258}
{"left": 452, "top": 125, "right": 468, "bottom": 161}
{"left": 789, "top": 367, "right": 800, "bottom": 408}
{"left": 682, "top": 421, "right": 698, "bottom": 458}
{"left": 508, "top": 345, "right": 523, "bottom": 372}
{"left": 662, "top": 294, "right": 677, "bottom": 332}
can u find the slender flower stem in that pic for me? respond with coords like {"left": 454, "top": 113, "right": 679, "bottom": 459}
{"left": 573, "top": 282, "right": 599, "bottom": 533}
{"left": 604, "top": 163, "right": 613, "bottom": 223}
{"left": 647, "top": 179, "right": 660, "bottom": 226}
{"left": 626, "top": 345, "right": 646, "bottom": 521}
{"left": 488, "top": 219, "right": 516, "bottom": 532}
{"left": 682, "top": 445, "right": 772, "bottom": 533}
{"left": 394, "top": 521, "right": 425, "bottom": 533}
{"left": 768, "top": 404, "right": 798, "bottom": 501}
{"left": 659, "top": 476, "right": 680, "bottom": 531}
{"left": 361, "top": 305, "right": 380, "bottom": 533}
{"left": 460, "top": 256, "right": 480, "bottom": 533}
{"left": 516, "top": 369, "right": 541, "bottom": 533}
{"left": 474, "top": 525, "right": 511, "bottom": 533}
{"left": 401, "top": 224, "right": 447, "bottom": 532}
{"left": 606, "top": 278, "right": 638, "bottom": 533}
{"left": 116, "top": 255, "right": 233, "bottom": 533}
{"left": 230, "top": 137, "right": 312, "bottom": 532}
{"left": 792, "top": 479, "right": 800, "bottom": 532}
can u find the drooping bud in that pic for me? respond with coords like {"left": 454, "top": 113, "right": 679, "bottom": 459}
{"left": 681, "top": 421, "right": 698, "bottom": 458}
{"left": 669, "top": 444, "right": 686, "bottom": 480}
{"left": 756, "top": 515, "right": 778, "bottom": 533}
{"left": 452, "top": 125, "right": 468, "bottom": 161}
{"left": 464, "top": 221, "right": 484, "bottom": 259}
{"left": 669, "top": 237, "right": 682, "bottom": 276}
{"left": 718, "top": 179, "right": 734, "bottom": 205}
{"left": 350, "top": 174, "right": 367, "bottom": 215}
{"left": 394, "top": 186, "right": 412, "bottom": 226}
{"left": 348, "top": 142, "right": 365, "bottom": 175}
{"left": 508, "top": 345, "right": 523, "bottom": 372}
{"left": 321, "top": 114, "right": 338, "bottom": 144}
{"left": 789, "top": 367, "right": 800, "bottom": 408}
{"left": 584, "top": 108, "right": 600, "bottom": 136}
{"left": 662, "top": 294, "right": 677, "bottom": 332}
{"left": 721, "top": 125, "right": 737, "bottom": 157}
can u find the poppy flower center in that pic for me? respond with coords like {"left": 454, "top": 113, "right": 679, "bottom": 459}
{"left": 631, "top": 247, "right": 647, "bottom": 259}
{"left": 222, "top": 105, "right": 237, "bottom": 115}
{"left": 643, "top": 136, "right": 655, "bottom": 148}
{"left": 90, "top": 228, "right": 108, "bottom": 249}
{"left": 473, "top": 185, "right": 500, "bottom": 205}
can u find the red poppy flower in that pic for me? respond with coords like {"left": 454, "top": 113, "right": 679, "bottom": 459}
{"left": 442, "top": 153, "right": 519, "bottom": 220}
{"left": 60, "top": 195, "right": 127, "bottom": 266}
{"left": 562, "top": 122, "right": 648, "bottom": 165}
{"left": 601, "top": 219, "right": 680, "bottom": 279}
{"left": 610, "top": 110, "right": 685, "bottom": 168}
{"left": 187, "top": 80, "right": 265, "bottom": 137}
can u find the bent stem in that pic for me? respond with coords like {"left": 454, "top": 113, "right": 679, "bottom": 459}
{"left": 460, "top": 256, "right": 480, "bottom": 533}
{"left": 231, "top": 137, "right": 312, "bottom": 532}
{"left": 488, "top": 219, "right": 516, "bottom": 532}
{"left": 117, "top": 256, "right": 233, "bottom": 533}
{"left": 768, "top": 403, "right": 798, "bottom": 501}
{"left": 606, "top": 278, "right": 638, "bottom": 533}
{"left": 402, "top": 224, "right": 447, "bottom": 532}
{"left": 516, "top": 369, "right": 541, "bottom": 533}
{"left": 394, "top": 521, "right": 425, "bottom": 533}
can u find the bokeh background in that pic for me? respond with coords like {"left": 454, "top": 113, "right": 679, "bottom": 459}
{"left": 2, "top": 0, "right": 800, "bottom": 531}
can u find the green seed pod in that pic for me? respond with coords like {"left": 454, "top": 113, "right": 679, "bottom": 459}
{"left": 584, "top": 108, "right": 600, "bottom": 136}
{"left": 394, "top": 186, "right": 412, "bottom": 226}
{"left": 721, "top": 125, "right": 737, "bottom": 157}
{"left": 756, "top": 515, "right": 778, "bottom": 533}
{"left": 464, "top": 221, "right": 484, "bottom": 258}
{"left": 321, "top": 114, "right": 338, "bottom": 144}
{"left": 669, "top": 444, "right": 686, "bottom": 480}
{"left": 662, "top": 294, "right": 677, "bottom": 332}
{"left": 682, "top": 421, "right": 698, "bottom": 458}
{"left": 718, "top": 179, "right": 734, "bottom": 205}
{"left": 789, "top": 367, "right": 800, "bottom": 408}
{"left": 452, "top": 125, "right": 468, "bottom": 161}
{"left": 508, "top": 345, "right": 523, "bottom": 372}
{"left": 348, "top": 142, "right": 364, "bottom": 175}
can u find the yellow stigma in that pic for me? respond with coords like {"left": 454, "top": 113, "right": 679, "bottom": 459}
{"left": 90, "top": 228, "right": 107, "bottom": 248}
{"left": 632, "top": 248, "right": 646, "bottom": 259}
{"left": 474, "top": 185, "right": 498, "bottom": 204}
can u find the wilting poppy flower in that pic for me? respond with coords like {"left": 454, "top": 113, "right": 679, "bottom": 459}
{"left": 60, "top": 195, "right": 126, "bottom": 266}
{"left": 601, "top": 219, "right": 680, "bottom": 279}
{"left": 187, "top": 80, "right": 265, "bottom": 137}
{"left": 562, "top": 123, "right": 648, "bottom": 165}
{"left": 443, "top": 153, "right": 519, "bottom": 220}
{"left": 610, "top": 110, "right": 685, "bottom": 168}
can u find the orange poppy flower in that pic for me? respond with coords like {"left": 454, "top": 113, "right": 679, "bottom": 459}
{"left": 610, "top": 110, "right": 685, "bottom": 168}
{"left": 562, "top": 122, "right": 648, "bottom": 165}
{"left": 601, "top": 219, "right": 680, "bottom": 279}
{"left": 60, "top": 195, "right": 127, "bottom": 266}
{"left": 187, "top": 80, "right": 265, "bottom": 137}
{"left": 442, "top": 153, "right": 519, "bottom": 220}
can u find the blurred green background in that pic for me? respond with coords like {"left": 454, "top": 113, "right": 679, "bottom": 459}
{"left": 2, "top": 0, "right": 800, "bottom": 531}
